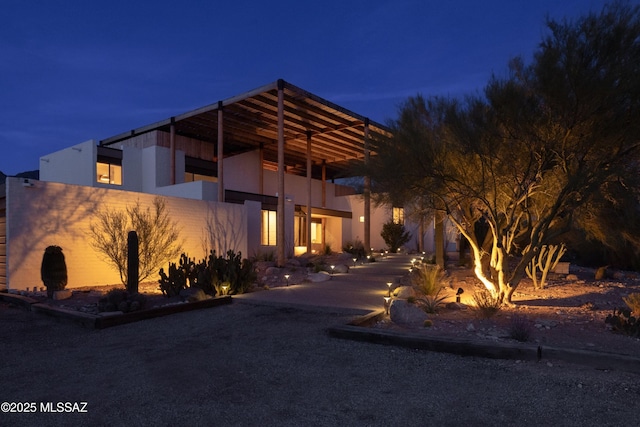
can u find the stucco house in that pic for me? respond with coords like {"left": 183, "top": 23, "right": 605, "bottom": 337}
{"left": 0, "top": 80, "right": 446, "bottom": 291}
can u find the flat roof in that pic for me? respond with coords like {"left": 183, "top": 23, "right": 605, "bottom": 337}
{"left": 100, "top": 79, "right": 390, "bottom": 180}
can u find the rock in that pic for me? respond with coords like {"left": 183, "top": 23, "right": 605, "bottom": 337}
{"left": 446, "top": 302, "right": 467, "bottom": 310}
{"left": 307, "top": 272, "right": 331, "bottom": 282}
{"left": 394, "top": 286, "right": 416, "bottom": 299}
{"left": 286, "top": 258, "right": 301, "bottom": 267}
{"left": 389, "top": 299, "right": 428, "bottom": 325}
{"left": 466, "top": 323, "right": 476, "bottom": 331}
{"left": 332, "top": 264, "right": 349, "bottom": 274}
{"left": 566, "top": 274, "right": 579, "bottom": 281}
{"left": 265, "top": 266, "right": 282, "bottom": 276}
{"left": 117, "top": 301, "right": 129, "bottom": 312}
{"left": 52, "top": 290, "right": 72, "bottom": 300}
{"left": 552, "top": 262, "right": 570, "bottom": 275}
{"left": 180, "top": 287, "right": 207, "bottom": 302}
{"left": 595, "top": 266, "right": 608, "bottom": 280}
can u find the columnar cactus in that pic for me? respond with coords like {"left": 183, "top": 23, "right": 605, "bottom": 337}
{"left": 41, "top": 246, "right": 68, "bottom": 298}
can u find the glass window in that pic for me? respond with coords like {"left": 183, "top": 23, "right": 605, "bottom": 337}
{"left": 393, "top": 207, "right": 404, "bottom": 225}
{"left": 294, "top": 215, "right": 306, "bottom": 246}
{"left": 96, "top": 162, "right": 122, "bottom": 185}
{"left": 261, "top": 210, "right": 277, "bottom": 246}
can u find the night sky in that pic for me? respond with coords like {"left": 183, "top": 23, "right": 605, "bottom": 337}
{"left": 0, "top": 0, "right": 625, "bottom": 175}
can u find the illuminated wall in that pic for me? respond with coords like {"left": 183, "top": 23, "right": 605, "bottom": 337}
{"left": 5, "top": 177, "right": 253, "bottom": 291}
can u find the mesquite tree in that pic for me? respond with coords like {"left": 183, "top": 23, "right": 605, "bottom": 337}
{"left": 369, "top": 2, "right": 640, "bottom": 304}
{"left": 90, "top": 196, "right": 183, "bottom": 285}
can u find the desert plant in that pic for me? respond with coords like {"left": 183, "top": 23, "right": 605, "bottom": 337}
{"left": 343, "top": 239, "right": 366, "bottom": 258}
{"left": 508, "top": 314, "right": 532, "bottom": 342}
{"left": 605, "top": 308, "right": 640, "bottom": 337}
{"left": 158, "top": 261, "right": 187, "bottom": 298}
{"left": 407, "top": 296, "right": 416, "bottom": 304}
{"left": 89, "top": 196, "right": 183, "bottom": 285}
{"left": 623, "top": 293, "right": 640, "bottom": 315}
{"left": 473, "top": 289, "right": 501, "bottom": 318}
{"left": 380, "top": 220, "right": 410, "bottom": 253}
{"left": 411, "top": 264, "right": 442, "bottom": 296}
{"left": 526, "top": 244, "right": 567, "bottom": 289}
{"left": 41, "top": 246, "right": 68, "bottom": 298}
{"left": 421, "top": 288, "right": 448, "bottom": 314}
{"left": 423, "top": 319, "right": 433, "bottom": 327}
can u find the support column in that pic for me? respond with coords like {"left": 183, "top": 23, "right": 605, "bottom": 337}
{"left": 170, "top": 117, "right": 176, "bottom": 185}
{"left": 306, "top": 131, "right": 312, "bottom": 255}
{"left": 363, "top": 119, "right": 371, "bottom": 254}
{"left": 217, "top": 101, "right": 225, "bottom": 203}
{"left": 276, "top": 79, "right": 286, "bottom": 266}
{"left": 321, "top": 160, "right": 326, "bottom": 208}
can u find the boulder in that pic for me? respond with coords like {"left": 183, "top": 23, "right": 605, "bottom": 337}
{"left": 52, "top": 290, "right": 72, "bottom": 300}
{"left": 307, "top": 272, "right": 331, "bottom": 282}
{"left": 394, "top": 286, "right": 416, "bottom": 299}
{"left": 180, "top": 287, "right": 207, "bottom": 302}
{"left": 389, "top": 299, "right": 428, "bottom": 325}
{"left": 446, "top": 302, "right": 467, "bottom": 310}
{"left": 332, "top": 264, "right": 349, "bottom": 274}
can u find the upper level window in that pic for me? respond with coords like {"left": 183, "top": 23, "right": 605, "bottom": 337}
{"left": 392, "top": 207, "right": 404, "bottom": 225}
{"left": 96, "top": 162, "right": 122, "bottom": 185}
{"left": 185, "top": 156, "right": 216, "bottom": 183}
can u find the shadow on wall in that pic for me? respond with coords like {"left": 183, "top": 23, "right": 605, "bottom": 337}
{"left": 201, "top": 203, "right": 246, "bottom": 256}
{"left": 7, "top": 179, "right": 106, "bottom": 283}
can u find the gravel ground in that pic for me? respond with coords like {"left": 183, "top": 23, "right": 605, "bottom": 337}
{"left": 1, "top": 299, "right": 638, "bottom": 427}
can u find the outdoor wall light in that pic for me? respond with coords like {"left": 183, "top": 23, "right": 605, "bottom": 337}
{"left": 386, "top": 282, "right": 392, "bottom": 297}
{"left": 384, "top": 296, "right": 391, "bottom": 315}
{"left": 284, "top": 274, "right": 290, "bottom": 286}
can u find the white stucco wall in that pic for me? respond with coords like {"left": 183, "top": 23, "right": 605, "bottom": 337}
{"left": 5, "top": 177, "right": 250, "bottom": 291}
{"left": 39, "top": 140, "right": 97, "bottom": 187}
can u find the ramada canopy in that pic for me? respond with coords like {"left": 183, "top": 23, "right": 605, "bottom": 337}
{"left": 100, "top": 79, "right": 391, "bottom": 181}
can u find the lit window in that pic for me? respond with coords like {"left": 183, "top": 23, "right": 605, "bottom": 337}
{"left": 97, "top": 162, "right": 122, "bottom": 185}
{"left": 294, "top": 215, "right": 307, "bottom": 246}
{"left": 261, "top": 210, "right": 277, "bottom": 246}
{"left": 393, "top": 207, "right": 404, "bottom": 225}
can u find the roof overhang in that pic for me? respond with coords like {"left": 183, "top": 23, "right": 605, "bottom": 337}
{"left": 100, "top": 79, "right": 391, "bottom": 180}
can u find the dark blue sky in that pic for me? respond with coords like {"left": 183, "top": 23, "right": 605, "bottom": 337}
{"left": 0, "top": 0, "right": 623, "bottom": 175}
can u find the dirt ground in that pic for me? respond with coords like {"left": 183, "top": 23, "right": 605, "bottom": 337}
{"left": 375, "top": 264, "right": 640, "bottom": 358}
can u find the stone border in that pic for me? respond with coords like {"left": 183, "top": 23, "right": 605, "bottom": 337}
{"left": 0, "top": 292, "right": 232, "bottom": 329}
{"left": 328, "top": 311, "right": 640, "bottom": 374}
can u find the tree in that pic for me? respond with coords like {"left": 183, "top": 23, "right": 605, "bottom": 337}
{"left": 90, "top": 196, "right": 183, "bottom": 285}
{"left": 380, "top": 220, "right": 411, "bottom": 253}
{"left": 369, "top": 2, "right": 640, "bottom": 304}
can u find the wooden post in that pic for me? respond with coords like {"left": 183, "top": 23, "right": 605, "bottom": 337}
{"left": 276, "top": 79, "right": 286, "bottom": 266}
{"left": 306, "top": 131, "right": 312, "bottom": 255}
{"left": 169, "top": 117, "right": 176, "bottom": 185}
{"left": 435, "top": 211, "right": 445, "bottom": 270}
{"left": 217, "top": 101, "right": 225, "bottom": 203}
{"left": 363, "top": 119, "right": 371, "bottom": 254}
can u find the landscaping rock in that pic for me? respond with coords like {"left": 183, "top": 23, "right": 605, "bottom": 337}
{"left": 389, "top": 299, "right": 428, "bottom": 325}
{"left": 52, "top": 290, "right": 72, "bottom": 300}
{"left": 566, "top": 274, "right": 579, "bottom": 281}
{"left": 446, "top": 302, "right": 467, "bottom": 310}
{"left": 333, "top": 264, "right": 349, "bottom": 274}
{"left": 307, "top": 272, "right": 331, "bottom": 283}
{"left": 394, "top": 286, "right": 416, "bottom": 299}
{"left": 180, "top": 287, "right": 207, "bottom": 302}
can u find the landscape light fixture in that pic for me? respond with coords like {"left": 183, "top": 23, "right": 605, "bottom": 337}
{"left": 384, "top": 296, "right": 391, "bottom": 315}
{"left": 456, "top": 287, "right": 464, "bottom": 303}
{"left": 284, "top": 274, "right": 290, "bottom": 286}
{"left": 353, "top": 258, "right": 357, "bottom": 268}
{"left": 221, "top": 284, "right": 229, "bottom": 295}
{"left": 386, "top": 282, "right": 392, "bottom": 297}
{"left": 330, "top": 265, "right": 335, "bottom": 276}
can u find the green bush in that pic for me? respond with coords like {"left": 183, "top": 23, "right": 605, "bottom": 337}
{"left": 473, "top": 289, "right": 501, "bottom": 318}
{"left": 411, "top": 264, "right": 442, "bottom": 296}
{"left": 41, "top": 245, "right": 68, "bottom": 298}
{"left": 343, "top": 240, "right": 366, "bottom": 258}
{"left": 605, "top": 308, "right": 640, "bottom": 337}
{"left": 380, "top": 220, "right": 410, "bottom": 253}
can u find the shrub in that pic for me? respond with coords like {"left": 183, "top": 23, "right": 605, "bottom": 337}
{"left": 407, "top": 296, "right": 416, "bottom": 304}
{"left": 343, "top": 240, "right": 366, "bottom": 258}
{"left": 411, "top": 264, "right": 442, "bottom": 296}
{"left": 473, "top": 289, "right": 501, "bottom": 318}
{"left": 623, "top": 293, "right": 640, "bottom": 314}
{"left": 508, "top": 314, "right": 532, "bottom": 342}
{"left": 380, "top": 220, "right": 410, "bottom": 253}
{"left": 421, "top": 289, "right": 448, "bottom": 314}
{"left": 41, "top": 246, "right": 68, "bottom": 298}
{"left": 423, "top": 319, "right": 433, "bottom": 327}
{"left": 605, "top": 308, "right": 640, "bottom": 337}
{"left": 89, "top": 197, "right": 183, "bottom": 285}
